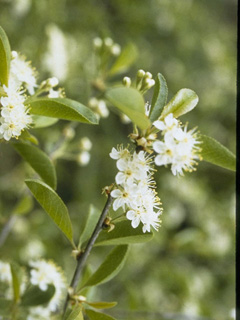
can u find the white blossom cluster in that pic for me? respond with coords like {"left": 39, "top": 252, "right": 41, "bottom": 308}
{"left": 110, "top": 146, "right": 162, "bottom": 233}
{"left": 29, "top": 259, "right": 66, "bottom": 314}
{"left": 0, "top": 52, "right": 35, "bottom": 141}
{"left": 153, "top": 113, "right": 201, "bottom": 176}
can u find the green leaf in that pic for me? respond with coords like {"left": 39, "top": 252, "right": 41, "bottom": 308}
{"left": 25, "top": 179, "right": 74, "bottom": 245}
{"left": 12, "top": 141, "right": 57, "bottom": 190}
{"left": 28, "top": 98, "right": 99, "bottom": 124}
{"left": 32, "top": 115, "right": 59, "bottom": 128}
{"left": 109, "top": 43, "right": 138, "bottom": 76}
{"left": 19, "top": 130, "right": 39, "bottom": 145}
{"left": 65, "top": 305, "right": 84, "bottom": 320}
{"left": 86, "top": 309, "right": 116, "bottom": 320}
{"left": 149, "top": 73, "right": 168, "bottom": 122}
{"left": 0, "top": 298, "right": 12, "bottom": 316}
{"left": 78, "top": 205, "right": 101, "bottom": 248}
{"left": 83, "top": 245, "right": 128, "bottom": 288}
{"left": 21, "top": 285, "right": 55, "bottom": 306}
{"left": 0, "top": 26, "right": 11, "bottom": 86}
{"left": 12, "top": 195, "right": 33, "bottom": 215}
{"left": 10, "top": 263, "right": 22, "bottom": 303}
{"left": 95, "top": 220, "right": 153, "bottom": 246}
{"left": 199, "top": 134, "right": 236, "bottom": 171}
{"left": 86, "top": 301, "right": 117, "bottom": 310}
{"left": 106, "top": 86, "right": 150, "bottom": 130}
{"left": 160, "top": 88, "right": 199, "bottom": 119}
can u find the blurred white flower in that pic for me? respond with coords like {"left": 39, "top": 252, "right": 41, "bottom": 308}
{"left": 27, "top": 306, "right": 51, "bottom": 320}
{"left": 29, "top": 260, "right": 66, "bottom": 312}
{"left": 79, "top": 137, "right": 92, "bottom": 151}
{"left": 43, "top": 24, "right": 69, "bottom": 81}
{"left": 0, "top": 261, "right": 11, "bottom": 283}
{"left": 77, "top": 151, "right": 91, "bottom": 166}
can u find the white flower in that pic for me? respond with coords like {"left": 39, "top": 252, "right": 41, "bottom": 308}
{"left": 153, "top": 114, "right": 200, "bottom": 176}
{"left": 10, "top": 53, "right": 37, "bottom": 94}
{"left": 111, "top": 183, "right": 138, "bottom": 211}
{"left": 27, "top": 306, "right": 51, "bottom": 320}
{"left": 110, "top": 146, "right": 162, "bottom": 232}
{"left": 29, "top": 260, "right": 66, "bottom": 312}
{"left": 153, "top": 113, "right": 178, "bottom": 132}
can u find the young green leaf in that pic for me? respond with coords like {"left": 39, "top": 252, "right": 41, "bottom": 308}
{"left": 86, "top": 301, "right": 117, "bottom": 310}
{"left": 199, "top": 134, "right": 236, "bottom": 171}
{"left": 21, "top": 285, "right": 55, "bottom": 306}
{"left": 149, "top": 73, "right": 168, "bottom": 122}
{"left": 109, "top": 43, "right": 138, "bottom": 76}
{"left": 160, "top": 88, "right": 199, "bottom": 119}
{"left": 19, "top": 130, "right": 39, "bottom": 145}
{"left": 28, "top": 98, "right": 99, "bottom": 124}
{"left": 12, "top": 195, "right": 33, "bottom": 215}
{"left": 78, "top": 205, "right": 101, "bottom": 248}
{"left": 10, "top": 263, "right": 22, "bottom": 303}
{"left": 82, "top": 245, "right": 128, "bottom": 288}
{"left": 106, "top": 86, "right": 150, "bottom": 130}
{"left": 32, "top": 115, "right": 59, "bottom": 128}
{"left": 25, "top": 179, "right": 74, "bottom": 245}
{"left": 12, "top": 141, "right": 57, "bottom": 190}
{"left": 65, "top": 305, "right": 84, "bottom": 320}
{"left": 95, "top": 220, "right": 153, "bottom": 246}
{"left": 85, "top": 309, "right": 116, "bottom": 320}
{"left": 0, "top": 26, "right": 11, "bottom": 86}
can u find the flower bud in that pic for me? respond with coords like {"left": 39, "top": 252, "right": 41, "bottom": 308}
{"left": 137, "top": 69, "right": 145, "bottom": 78}
{"left": 122, "top": 76, "right": 131, "bottom": 87}
{"left": 11, "top": 51, "right": 18, "bottom": 59}
{"left": 93, "top": 37, "right": 103, "bottom": 49}
{"left": 48, "top": 77, "right": 59, "bottom": 87}
{"left": 104, "top": 37, "right": 113, "bottom": 47}
{"left": 97, "top": 100, "right": 109, "bottom": 118}
{"left": 77, "top": 151, "right": 91, "bottom": 166}
{"left": 145, "top": 71, "right": 153, "bottom": 79}
{"left": 79, "top": 137, "right": 92, "bottom": 151}
{"left": 63, "top": 127, "right": 75, "bottom": 140}
{"left": 111, "top": 44, "right": 121, "bottom": 56}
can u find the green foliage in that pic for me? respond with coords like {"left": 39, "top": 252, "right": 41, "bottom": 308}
{"left": 19, "top": 130, "right": 39, "bottom": 145}
{"left": 199, "top": 134, "right": 236, "bottom": 171}
{"left": 83, "top": 245, "right": 128, "bottom": 288}
{"left": 150, "top": 73, "right": 168, "bottom": 122}
{"left": 25, "top": 179, "right": 74, "bottom": 246}
{"left": 12, "top": 142, "right": 57, "bottom": 190}
{"left": 21, "top": 284, "right": 55, "bottom": 306}
{"left": 0, "top": 298, "right": 12, "bottom": 317}
{"left": 28, "top": 98, "right": 99, "bottom": 124}
{"left": 106, "top": 86, "right": 150, "bottom": 130}
{"left": 109, "top": 43, "right": 138, "bottom": 76}
{"left": 78, "top": 205, "right": 101, "bottom": 249}
{"left": 10, "top": 262, "right": 22, "bottom": 303}
{"left": 64, "top": 305, "right": 84, "bottom": 320}
{"left": 95, "top": 220, "right": 153, "bottom": 246}
{"left": 160, "top": 88, "right": 199, "bottom": 119}
{"left": 0, "top": 26, "right": 11, "bottom": 86}
{"left": 85, "top": 309, "right": 116, "bottom": 320}
{"left": 12, "top": 195, "right": 33, "bottom": 215}
{"left": 32, "top": 115, "right": 59, "bottom": 128}
{"left": 86, "top": 301, "right": 117, "bottom": 309}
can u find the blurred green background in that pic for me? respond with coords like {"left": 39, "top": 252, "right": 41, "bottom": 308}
{"left": 0, "top": 0, "right": 236, "bottom": 319}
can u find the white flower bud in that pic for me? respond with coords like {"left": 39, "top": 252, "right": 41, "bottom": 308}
{"left": 145, "top": 72, "right": 153, "bottom": 79}
{"left": 111, "top": 44, "right": 121, "bottom": 56}
{"left": 11, "top": 51, "right": 18, "bottom": 59}
{"left": 93, "top": 37, "right": 103, "bottom": 49}
{"left": 145, "top": 78, "right": 155, "bottom": 89}
{"left": 137, "top": 69, "right": 145, "bottom": 78}
{"left": 122, "top": 76, "right": 131, "bottom": 87}
{"left": 77, "top": 151, "right": 91, "bottom": 166}
{"left": 104, "top": 37, "right": 113, "bottom": 47}
{"left": 80, "top": 137, "right": 92, "bottom": 151}
{"left": 97, "top": 100, "right": 109, "bottom": 118}
{"left": 48, "top": 77, "right": 59, "bottom": 87}
{"left": 63, "top": 127, "right": 75, "bottom": 139}
{"left": 88, "top": 97, "right": 98, "bottom": 108}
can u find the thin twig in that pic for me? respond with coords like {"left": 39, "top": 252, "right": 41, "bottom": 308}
{"left": 63, "top": 194, "right": 113, "bottom": 313}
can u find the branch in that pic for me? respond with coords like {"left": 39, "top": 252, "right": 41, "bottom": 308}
{"left": 63, "top": 194, "right": 113, "bottom": 313}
